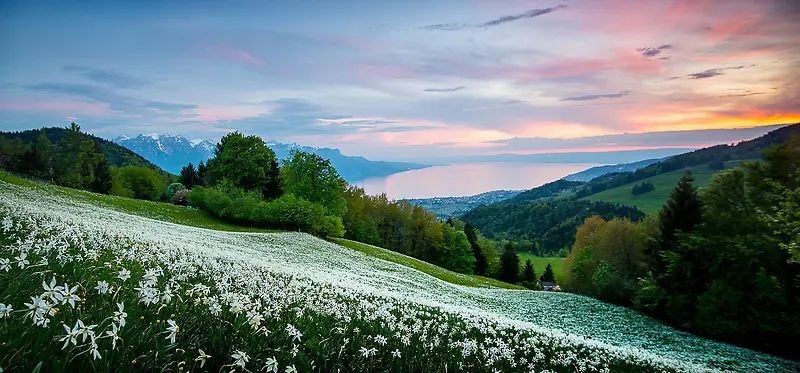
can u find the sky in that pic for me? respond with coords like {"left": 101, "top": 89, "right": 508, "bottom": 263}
{"left": 1, "top": 0, "right": 799, "bottom": 162}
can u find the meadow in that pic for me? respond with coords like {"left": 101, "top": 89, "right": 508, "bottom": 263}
{"left": 516, "top": 253, "right": 565, "bottom": 284}
{"left": 1, "top": 180, "right": 797, "bottom": 372}
{"left": 582, "top": 166, "right": 723, "bottom": 214}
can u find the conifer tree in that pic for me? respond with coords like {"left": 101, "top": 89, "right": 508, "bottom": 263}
{"left": 180, "top": 163, "right": 198, "bottom": 189}
{"left": 522, "top": 259, "right": 536, "bottom": 282}
{"left": 499, "top": 241, "right": 520, "bottom": 284}
{"left": 464, "top": 223, "right": 488, "bottom": 276}
{"left": 541, "top": 263, "right": 555, "bottom": 282}
{"left": 648, "top": 172, "right": 702, "bottom": 273}
{"left": 33, "top": 128, "right": 53, "bottom": 180}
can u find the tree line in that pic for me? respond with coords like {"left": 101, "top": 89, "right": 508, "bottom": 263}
{"left": 631, "top": 180, "right": 655, "bottom": 195}
{"left": 562, "top": 137, "right": 800, "bottom": 360}
{"left": 573, "top": 124, "right": 800, "bottom": 199}
{"left": 463, "top": 199, "right": 646, "bottom": 257}
{"left": 0, "top": 124, "right": 173, "bottom": 200}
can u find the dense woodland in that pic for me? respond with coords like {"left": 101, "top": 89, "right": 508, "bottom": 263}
{"left": 0, "top": 124, "right": 173, "bottom": 199}
{"left": 463, "top": 199, "right": 646, "bottom": 256}
{"left": 562, "top": 137, "right": 800, "bottom": 359}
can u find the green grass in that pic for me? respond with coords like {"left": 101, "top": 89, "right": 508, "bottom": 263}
{"left": 517, "top": 252, "right": 565, "bottom": 284}
{"left": 581, "top": 161, "right": 749, "bottom": 214}
{"left": 331, "top": 238, "right": 526, "bottom": 290}
{"left": 0, "top": 171, "right": 279, "bottom": 233}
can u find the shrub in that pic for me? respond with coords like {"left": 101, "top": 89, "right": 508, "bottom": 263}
{"left": 188, "top": 186, "right": 208, "bottom": 208}
{"left": 172, "top": 189, "right": 189, "bottom": 206}
{"left": 167, "top": 182, "right": 186, "bottom": 200}
{"left": 117, "top": 166, "right": 161, "bottom": 201}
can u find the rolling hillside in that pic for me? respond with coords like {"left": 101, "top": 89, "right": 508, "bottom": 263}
{"left": 582, "top": 164, "right": 731, "bottom": 214}
{"left": 1, "top": 178, "right": 796, "bottom": 372}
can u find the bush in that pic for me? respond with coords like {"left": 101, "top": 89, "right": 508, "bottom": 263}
{"left": 190, "top": 186, "right": 344, "bottom": 237}
{"left": 172, "top": 189, "right": 189, "bottom": 206}
{"left": 167, "top": 183, "right": 186, "bottom": 200}
{"left": 117, "top": 166, "right": 161, "bottom": 201}
{"left": 188, "top": 186, "right": 208, "bottom": 208}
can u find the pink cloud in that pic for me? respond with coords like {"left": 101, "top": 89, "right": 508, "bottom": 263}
{"left": 208, "top": 46, "right": 264, "bottom": 66}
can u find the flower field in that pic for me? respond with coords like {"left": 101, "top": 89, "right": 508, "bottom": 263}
{"left": 0, "top": 181, "right": 797, "bottom": 372}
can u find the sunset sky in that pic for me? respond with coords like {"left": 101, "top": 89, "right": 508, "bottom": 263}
{"left": 1, "top": 0, "right": 798, "bottom": 162}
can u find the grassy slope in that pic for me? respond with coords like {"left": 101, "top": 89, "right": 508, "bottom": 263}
{"left": 581, "top": 161, "right": 749, "bottom": 214}
{"left": 0, "top": 171, "right": 278, "bottom": 233}
{"left": 517, "top": 252, "right": 565, "bottom": 284}
{"left": 332, "top": 238, "right": 526, "bottom": 290}
{"left": 0, "top": 172, "right": 521, "bottom": 290}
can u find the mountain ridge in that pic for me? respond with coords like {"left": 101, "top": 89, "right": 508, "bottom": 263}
{"left": 114, "top": 133, "right": 430, "bottom": 182}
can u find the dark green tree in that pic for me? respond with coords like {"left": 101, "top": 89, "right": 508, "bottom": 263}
{"left": 499, "top": 241, "right": 520, "bottom": 284}
{"left": 281, "top": 150, "right": 347, "bottom": 216}
{"left": 33, "top": 128, "right": 54, "bottom": 180}
{"left": 541, "top": 263, "right": 556, "bottom": 282}
{"left": 648, "top": 172, "right": 702, "bottom": 273}
{"left": 180, "top": 163, "right": 198, "bottom": 189}
{"left": 212, "top": 132, "right": 279, "bottom": 197}
{"left": 522, "top": 259, "right": 536, "bottom": 282}
{"left": 464, "top": 222, "right": 489, "bottom": 276}
{"left": 196, "top": 161, "right": 207, "bottom": 187}
{"left": 89, "top": 151, "right": 113, "bottom": 194}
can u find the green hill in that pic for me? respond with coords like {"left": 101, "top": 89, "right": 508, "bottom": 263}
{"left": 582, "top": 163, "right": 734, "bottom": 215}
{"left": 1, "top": 177, "right": 796, "bottom": 372}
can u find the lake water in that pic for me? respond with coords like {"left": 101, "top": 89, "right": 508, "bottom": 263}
{"left": 355, "top": 162, "right": 599, "bottom": 199}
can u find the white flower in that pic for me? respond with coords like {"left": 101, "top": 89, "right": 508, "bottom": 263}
{"left": 391, "top": 349, "right": 401, "bottom": 358}
{"left": 105, "top": 323, "right": 121, "bottom": 349}
{"left": 374, "top": 334, "right": 387, "bottom": 346}
{"left": 114, "top": 302, "right": 127, "bottom": 328}
{"left": 231, "top": 350, "right": 249, "bottom": 368}
{"left": 359, "top": 346, "right": 377, "bottom": 358}
{"left": 264, "top": 356, "right": 278, "bottom": 373}
{"left": 209, "top": 303, "right": 222, "bottom": 316}
{"left": 0, "top": 257, "right": 10, "bottom": 271}
{"left": 286, "top": 365, "right": 297, "bottom": 373}
{"left": 75, "top": 319, "right": 97, "bottom": 343}
{"left": 164, "top": 319, "right": 179, "bottom": 344}
{"left": 42, "top": 277, "right": 63, "bottom": 302}
{"left": 0, "top": 303, "right": 12, "bottom": 319}
{"left": 59, "top": 323, "right": 78, "bottom": 349}
{"left": 195, "top": 349, "right": 211, "bottom": 368}
{"left": 117, "top": 268, "right": 131, "bottom": 282}
{"left": 14, "top": 252, "right": 29, "bottom": 269}
{"left": 89, "top": 339, "right": 102, "bottom": 360}
{"left": 95, "top": 280, "right": 109, "bottom": 295}
{"left": 59, "top": 284, "right": 81, "bottom": 309}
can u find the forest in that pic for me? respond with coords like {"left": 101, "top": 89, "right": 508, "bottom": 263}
{"left": 463, "top": 199, "right": 646, "bottom": 256}
{"left": 560, "top": 137, "right": 800, "bottom": 359}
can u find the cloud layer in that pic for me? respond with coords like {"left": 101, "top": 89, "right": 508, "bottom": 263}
{"left": 0, "top": 0, "right": 798, "bottom": 162}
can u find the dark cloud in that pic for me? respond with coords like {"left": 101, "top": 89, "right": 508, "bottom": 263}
{"left": 420, "top": 6, "right": 565, "bottom": 31}
{"left": 688, "top": 65, "right": 746, "bottom": 79}
{"left": 718, "top": 92, "right": 765, "bottom": 97}
{"left": 62, "top": 66, "right": 151, "bottom": 89}
{"left": 221, "top": 98, "right": 432, "bottom": 137}
{"left": 480, "top": 6, "right": 567, "bottom": 27}
{"left": 27, "top": 82, "right": 196, "bottom": 112}
{"left": 423, "top": 86, "right": 466, "bottom": 93}
{"left": 561, "top": 91, "right": 630, "bottom": 101}
{"left": 636, "top": 45, "right": 672, "bottom": 58}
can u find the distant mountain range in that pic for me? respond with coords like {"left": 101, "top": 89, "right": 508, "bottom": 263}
{"left": 114, "top": 134, "right": 429, "bottom": 182}
{"left": 563, "top": 158, "right": 666, "bottom": 182}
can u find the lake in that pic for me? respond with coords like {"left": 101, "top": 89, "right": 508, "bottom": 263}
{"left": 355, "top": 162, "right": 599, "bottom": 199}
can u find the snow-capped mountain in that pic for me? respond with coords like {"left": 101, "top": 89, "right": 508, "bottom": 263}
{"left": 114, "top": 134, "right": 429, "bottom": 182}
